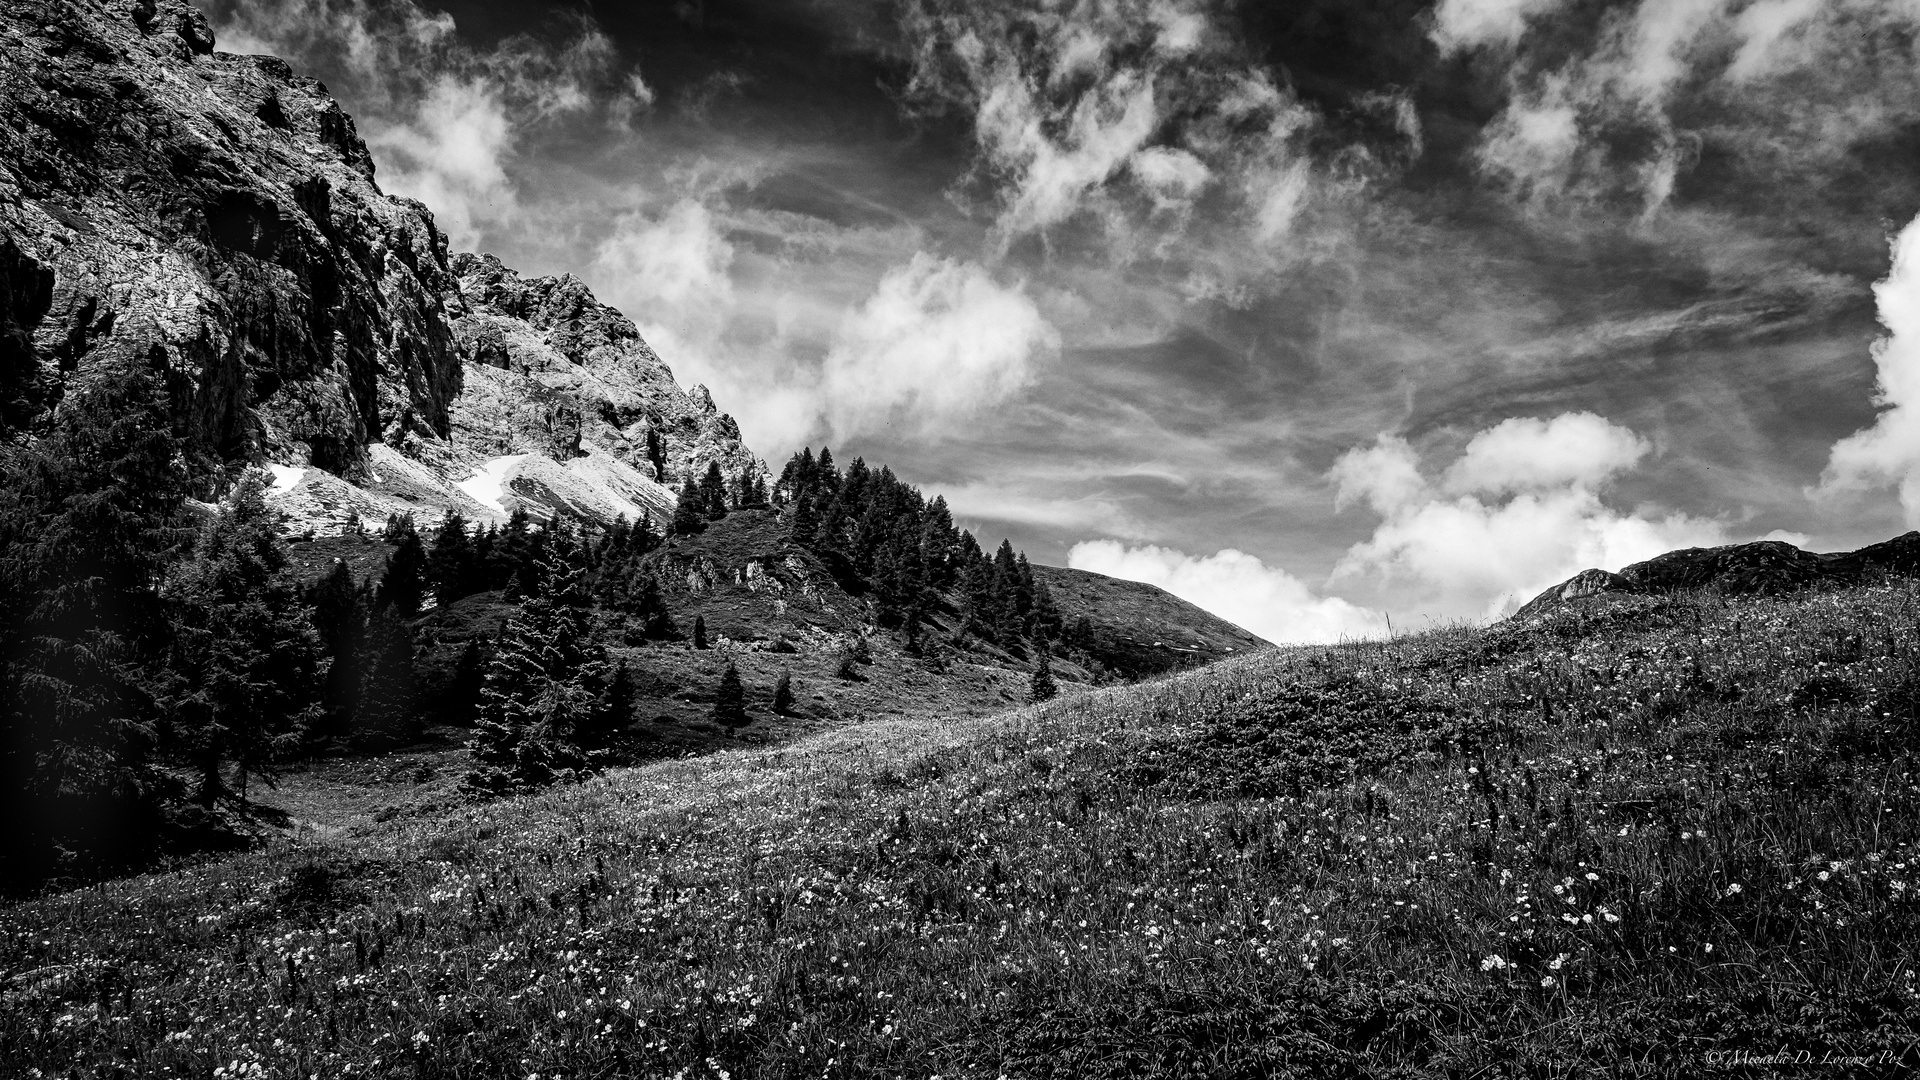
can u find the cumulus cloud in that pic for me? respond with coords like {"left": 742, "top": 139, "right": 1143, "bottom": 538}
{"left": 591, "top": 198, "right": 827, "bottom": 456}
{"left": 1067, "top": 540, "right": 1387, "bottom": 645}
{"left": 1442, "top": 412, "right": 1648, "bottom": 495}
{"left": 1331, "top": 414, "right": 1727, "bottom": 618}
{"left": 822, "top": 254, "right": 1058, "bottom": 437}
{"left": 1819, "top": 212, "right": 1920, "bottom": 524}
{"left": 213, "top": 0, "right": 640, "bottom": 248}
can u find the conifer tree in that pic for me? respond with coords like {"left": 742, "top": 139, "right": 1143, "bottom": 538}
{"left": 700, "top": 461, "right": 730, "bottom": 519}
{"left": 439, "top": 639, "right": 484, "bottom": 728}
{"left": 672, "top": 479, "right": 706, "bottom": 535}
{"left": 376, "top": 515, "right": 427, "bottom": 615}
{"left": 712, "top": 661, "right": 748, "bottom": 729}
{"left": 1029, "top": 648, "right": 1057, "bottom": 703}
{"left": 307, "top": 560, "right": 367, "bottom": 742}
{"left": 693, "top": 615, "right": 708, "bottom": 649}
{"left": 165, "top": 476, "right": 322, "bottom": 805}
{"left": 462, "top": 543, "right": 610, "bottom": 797}
{"left": 356, "top": 604, "right": 419, "bottom": 747}
{"left": 0, "top": 366, "right": 189, "bottom": 883}
{"left": 772, "top": 670, "right": 794, "bottom": 715}
{"left": 582, "top": 660, "right": 632, "bottom": 754}
{"left": 426, "top": 512, "right": 476, "bottom": 605}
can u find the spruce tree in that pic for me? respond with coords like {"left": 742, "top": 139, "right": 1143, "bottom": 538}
{"left": 461, "top": 543, "right": 609, "bottom": 797}
{"left": 426, "top": 512, "right": 476, "bottom": 605}
{"left": 1029, "top": 649, "right": 1057, "bottom": 703}
{"left": 672, "top": 479, "right": 706, "bottom": 536}
{"left": 582, "top": 660, "right": 632, "bottom": 755}
{"left": 712, "top": 661, "right": 748, "bottom": 729}
{"left": 165, "top": 476, "right": 323, "bottom": 805}
{"left": 356, "top": 604, "right": 419, "bottom": 748}
{"left": 693, "top": 615, "right": 708, "bottom": 649}
{"left": 772, "top": 670, "right": 794, "bottom": 715}
{"left": 377, "top": 515, "right": 427, "bottom": 615}
{"left": 308, "top": 560, "right": 367, "bottom": 743}
{"left": 700, "top": 461, "right": 730, "bottom": 520}
{"left": 439, "top": 639, "right": 484, "bottom": 728}
{"left": 0, "top": 366, "right": 190, "bottom": 885}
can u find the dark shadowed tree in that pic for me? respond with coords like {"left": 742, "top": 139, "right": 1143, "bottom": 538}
{"left": 0, "top": 365, "right": 190, "bottom": 886}
{"left": 376, "top": 514, "right": 427, "bottom": 616}
{"left": 712, "top": 661, "right": 748, "bottom": 729}
{"left": 772, "top": 670, "right": 794, "bottom": 716}
{"left": 164, "top": 476, "right": 322, "bottom": 806}
{"left": 1029, "top": 648, "right": 1057, "bottom": 703}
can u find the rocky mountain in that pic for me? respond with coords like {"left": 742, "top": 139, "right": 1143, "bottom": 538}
{"left": 1510, "top": 532, "right": 1920, "bottom": 620}
{"left": 0, "top": 0, "right": 1271, "bottom": 695}
{"left": 0, "top": 0, "right": 759, "bottom": 531}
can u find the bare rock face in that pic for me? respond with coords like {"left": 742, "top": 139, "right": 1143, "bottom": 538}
{"left": 441, "top": 253, "right": 761, "bottom": 491}
{"left": 0, "top": 0, "right": 460, "bottom": 479}
{"left": 0, "top": 0, "right": 763, "bottom": 531}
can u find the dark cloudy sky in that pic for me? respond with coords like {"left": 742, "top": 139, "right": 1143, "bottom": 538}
{"left": 207, "top": 0, "right": 1920, "bottom": 641}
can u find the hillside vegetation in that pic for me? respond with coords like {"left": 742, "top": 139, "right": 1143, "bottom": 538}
{"left": 9, "top": 577, "right": 1920, "bottom": 1076}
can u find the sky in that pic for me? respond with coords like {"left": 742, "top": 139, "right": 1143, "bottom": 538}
{"left": 204, "top": 0, "right": 1920, "bottom": 644}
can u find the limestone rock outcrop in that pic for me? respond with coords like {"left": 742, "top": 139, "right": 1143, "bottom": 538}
{"left": 0, "top": 0, "right": 763, "bottom": 532}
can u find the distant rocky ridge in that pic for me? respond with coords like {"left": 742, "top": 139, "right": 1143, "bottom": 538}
{"left": 1511, "top": 533, "right": 1920, "bottom": 620}
{"left": 0, "top": 0, "right": 761, "bottom": 532}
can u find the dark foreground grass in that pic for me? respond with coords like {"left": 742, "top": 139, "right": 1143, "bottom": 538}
{"left": 8, "top": 583, "right": 1920, "bottom": 1077}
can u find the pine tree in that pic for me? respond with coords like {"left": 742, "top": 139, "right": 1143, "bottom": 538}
{"left": 1029, "top": 648, "right": 1057, "bottom": 703}
{"left": 439, "top": 639, "right": 484, "bottom": 728}
{"left": 772, "top": 670, "right": 794, "bottom": 715}
{"left": 377, "top": 515, "right": 427, "bottom": 615}
{"left": 582, "top": 660, "right": 632, "bottom": 754}
{"left": 693, "top": 615, "right": 708, "bottom": 649}
{"left": 165, "top": 476, "right": 323, "bottom": 805}
{"left": 307, "top": 560, "right": 367, "bottom": 743}
{"left": 700, "top": 462, "right": 730, "bottom": 520}
{"left": 426, "top": 512, "right": 476, "bottom": 606}
{"left": 672, "top": 479, "right": 706, "bottom": 536}
{"left": 461, "top": 544, "right": 610, "bottom": 797}
{"left": 0, "top": 365, "right": 191, "bottom": 884}
{"left": 791, "top": 487, "right": 818, "bottom": 543}
{"left": 356, "top": 604, "right": 419, "bottom": 748}
{"left": 712, "top": 661, "right": 748, "bottom": 729}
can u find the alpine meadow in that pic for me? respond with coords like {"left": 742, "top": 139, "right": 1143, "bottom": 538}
{"left": 10, "top": 0, "right": 1920, "bottom": 1076}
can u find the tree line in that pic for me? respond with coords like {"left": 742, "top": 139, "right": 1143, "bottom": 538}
{"left": 0, "top": 368, "right": 1077, "bottom": 890}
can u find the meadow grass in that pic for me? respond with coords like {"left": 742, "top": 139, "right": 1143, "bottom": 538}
{"left": 8, "top": 583, "right": 1920, "bottom": 1077}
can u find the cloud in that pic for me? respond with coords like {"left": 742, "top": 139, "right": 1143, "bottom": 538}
{"left": 1067, "top": 540, "right": 1387, "bottom": 645}
{"left": 1819, "top": 212, "right": 1920, "bottom": 524}
{"left": 1331, "top": 414, "right": 1727, "bottom": 618}
{"left": 212, "top": 0, "right": 639, "bottom": 248}
{"left": 591, "top": 197, "right": 828, "bottom": 456}
{"left": 1430, "top": 0, "right": 1568, "bottom": 53}
{"left": 899, "top": 0, "right": 1322, "bottom": 253}
{"left": 822, "top": 254, "right": 1058, "bottom": 437}
{"left": 1442, "top": 412, "right": 1649, "bottom": 495}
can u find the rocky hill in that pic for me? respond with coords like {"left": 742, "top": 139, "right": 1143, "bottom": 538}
{"left": 1511, "top": 531, "right": 1920, "bottom": 620}
{"left": 0, "top": 0, "right": 758, "bottom": 531}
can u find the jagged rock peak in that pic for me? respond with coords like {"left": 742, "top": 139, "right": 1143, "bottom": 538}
{"left": 0, "top": 0, "right": 461, "bottom": 480}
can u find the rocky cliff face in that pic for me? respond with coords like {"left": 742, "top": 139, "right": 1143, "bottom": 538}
{"left": 0, "top": 0, "right": 759, "bottom": 529}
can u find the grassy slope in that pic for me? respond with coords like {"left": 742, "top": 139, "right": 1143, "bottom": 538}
{"left": 14, "top": 582, "right": 1920, "bottom": 1077}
